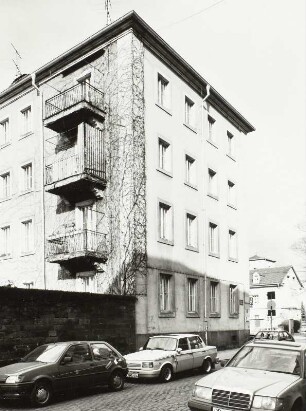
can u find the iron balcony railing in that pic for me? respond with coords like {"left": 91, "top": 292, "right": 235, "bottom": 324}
{"left": 45, "top": 82, "right": 105, "bottom": 119}
{"left": 45, "top": 125, "right": 106, "bottom": 185}
{"left": 47, "top": 229, "right": 107, "bottom": 259}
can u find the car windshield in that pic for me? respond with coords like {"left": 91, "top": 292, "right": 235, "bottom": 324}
{"left": 227, "top": 346, "right": 301, "bottom": 375}
{"left": 22, "top": 344, "right": 68, "bottom": 363}
{"left": 145, "top": 337, "right": 177, "bottom": 351}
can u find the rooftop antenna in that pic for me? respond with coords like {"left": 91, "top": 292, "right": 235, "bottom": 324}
{"left": 105, "top": 0, "right": 112, "bottom": 25}
{"left": 11, "top": 43, "right": 22, "bottom": 78}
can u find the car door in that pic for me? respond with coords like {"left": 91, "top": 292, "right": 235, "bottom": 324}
{"left": 55, "top": 343, "right": 94, "bottom": 392}
{"left": 176, "top": 337, "right": 194, "bottom": 372}
{"left": 90, "top": 343, "right": 116, "bottom": 386}
{"left": 189, "top": 336, "right": 205, "bottom": 368}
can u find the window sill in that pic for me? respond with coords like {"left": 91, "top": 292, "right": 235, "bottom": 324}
{"left": 186, "top": 311, "right": 200, "bottom": 318}
{"left": 183, "top": 123, "right": 197, "bottom": 134}
{"left": 185, "top": 245, "right": 199, "bottom": 253}
{"left": 207, "top": 193, "right": 219, "bottom": 201}
{"left": 0, "top": 142, "right": 11, "bottom": 150}
{"left": 156, "top": 168, "right": 173, "bottom": 178}
{"left": 229, "top": 314, "right": 239, "bottom": 319}
{"left": 207, "top": 139, "right": 218, "bottom": 149}
{"left": 209, "top": 252, "right": 220, "bottom": 259}
{"left": 227, "top": 154, "right": 236, "bottom": 162}
{"left": 19, "top": 189, "right": 34, "bottom": 197}
{"left": 159, "top": 311, "right": 176, "bottom": 318}
{"left": 19, "top": 131, "right": 33, "bottom": 140}
{"left": 155, "top": 103, "right": 172, "bottom": 116}
{"left": 0, "top": 254, "right": 12, "bottom": 260}
{"left": 227, "top": 203, "right": 237, "bottom": 210}
{"left": 158, "top": 238, "right": 174, "bottom": 246}
{"left": 0, "top": 196, "right": 12, "bottom": 203}
{"left": 184, "top": 182, "right": 198, "bottom": 191}
{"left": 209, "top": 313, "right": 221, "bottom": 318}
{"left": 228, "top": 257, "right": 238, "bottom": 263}
{"left": 20, "top": 251, "right": 35, "bottom": 257}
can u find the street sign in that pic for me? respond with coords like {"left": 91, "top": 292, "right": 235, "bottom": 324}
{"left": 267, "top": 300, "right": 276, "bottom": 310}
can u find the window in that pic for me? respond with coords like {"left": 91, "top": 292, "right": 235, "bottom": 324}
{"left": 187, "top": 278, "right": 198, "bottom": 313}
{"left": 228, "top": 229, "right": 238, "bottom": 260}
{"left": 159, "top": 202, "right": 173, "bottom": 243}
{"left": 158, "top": 138, "right": 171, "bottom": 173}
{"left": 21, "top": 106, "right": 32, "bottom": 135}
{"left": 186, "top": 213, "right": 198, "bottom": 249}
{"left": 185, "top": 155, "right": 196, "bottom": 186}
{"left": 157, "top": 73, "right": 170, "bottom": 109}
{"left": 0, "top": 226, "right": 11, "bottom": 257}
{"left": 21, "top": 219, "right": 34, "bottom": 254}
{"left": 159, "top": 274, "right": 174, "bottom": 314}
{"left": 91, "top": 343, "right": 117, "bottom": 361}
{"left": 185, "top": 96, "right": 195, "bottom": 128}
{"left": 229, "top": 284, "right": 239, "bottom": 316}
{"left": 208, "top": 115, "right": 216, "bottom": 143}
{"left": 208, "top": 222, "right": 219, "bottom": 255}
{"left": 267, "top": 291, "right": 275, "bottom": 300}
{"left": 0, "top": 118, "right": 10, "bottom": 146}
{"left": 21, "top": 163, "right": 33, "bottom": 191}
{"left": 0, "top": 172, "right": 11, "bottom": 199}
{"left": 268, "top": 310, "right": 276, "bottom": 317}
{"left": 178, "top": 338, "right": 189, "bottom": 351}
{"left": 210, "top": 281, "right": 220, "bottom": 315}
{"left": 65, "top": 344, "right": 92, "bottom": 363}
{"left": 252, "top": 295, "right": 259, "bottom": 306}
{"left": 228, "top": 180, "right": 236, "bottom": 207}
{"left": 208, "top": 168, "right": 218, "bottom": 198}
{"left": 227, "top": 131, "right": 235, "bottom": 158}
{"left": 188, "top": 336, "right": 204, "bottom": 349}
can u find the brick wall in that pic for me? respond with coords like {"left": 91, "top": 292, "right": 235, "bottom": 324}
{"left": 0, "top": 287, "right": 136, "bottom": 366}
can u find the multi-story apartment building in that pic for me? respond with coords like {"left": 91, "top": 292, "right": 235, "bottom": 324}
{"left": 0, "top": 11, "right": 254, "bottom": 347}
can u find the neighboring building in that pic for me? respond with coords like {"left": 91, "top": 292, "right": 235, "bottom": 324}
{"left": 0, "top": 11, "right": 255, "bottom": 347}
{"left": 249, "top": 265, "right": 304, "bottom": 334}
{"left": 249, "top": 254, "right": 276, "bottom": 270}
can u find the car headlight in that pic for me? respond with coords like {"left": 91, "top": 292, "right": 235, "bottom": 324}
{"left": 192, "top": 385, "right": 212, "bottom": 402}
{"left": 142, "top": 361, "right": 154, "bottom": 368}
{"left": 5, "top": 375, "right": 24, "bottom": 384}
{"left": 252, "top": 395, "right": 283, "bottom": 410}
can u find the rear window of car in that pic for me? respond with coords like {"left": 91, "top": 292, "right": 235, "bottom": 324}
{"left": 189, "top": 336, "right": 204, "bottom": 349}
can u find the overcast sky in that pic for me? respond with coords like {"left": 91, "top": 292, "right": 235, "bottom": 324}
{"left": 1, "top": 0, "right": 305, "bottom": 280}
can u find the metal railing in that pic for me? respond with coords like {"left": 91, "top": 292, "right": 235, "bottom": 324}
{"left": 45, "top": 82, "right": 105, "bottom": 118}
{"left": 47, "top": 229, "right": 107, "bottom": 258}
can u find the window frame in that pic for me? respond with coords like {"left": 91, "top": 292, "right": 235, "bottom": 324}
{"left": 185, "top": 153, "right": 197, "bottom": 189}
{"left": 185, "top": 212, "right": 198, "bottom": 251}
{"left": 0, "top": 224, "right": 12, "bottom": 258}
{"left": 158, "top": 200, "right": 174, "bottom": 245}
{"left": 228, "top": 228, "right": 238, "bottom": 262}
{"left": 207, "top": 115, "right": 217, "bottom": 146}
{"left": 20, "top": 161, "right": 33, "bottom": 193}
{"left": 186, "top": 276, "right": 200, "bottom": 317}
{"left": 227, "top": 131, "right": 235, "bottom": 160}
{"left": 208, "top": 221, "right": 220, "bottom": 257}
{"left": 209, "top": 279, "right": 221, "bottom": 317}
{"left": 0, "top": 117, "right": 10, "bottom": 147}
{"left": 229, "top": 284, "right": 239, "bottom": 317}
{"left": 157, "top": 136, "right": 172, "bottom": 176}
{"left": 0, "top": 170, "right": 11, "bottom": 200}
{"left": 20, "top": 217, "right": 34, "bottom": 256}
{"left": 156, "top": 72, "right": 171, "bottom": 114}
{"left": 159, "top": 272, "right": 175, "bottom": 317}
{"left": 207, "top": 167, "right": 218, "bottom": 200}
{"left": 184, "top": 95, "right": 196, "bottom": 131}
{"left": 227, "top": 179, "right": 237, "bottom": 209}
{"left": 20, "top": 105, "right": 33, "bottom": 137}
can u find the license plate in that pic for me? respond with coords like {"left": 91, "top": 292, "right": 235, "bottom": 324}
{"left": 213, "top": 408, "right": 233, "bottom": 411}
{"left": 127, "top": 371, "right": 139, "bottom": 378}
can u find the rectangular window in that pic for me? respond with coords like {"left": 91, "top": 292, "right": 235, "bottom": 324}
{"left": 1, "top": 172, "right": 11, "bottom": 199}
{"left": 185, "top": 155, "right": 196, "bottom": 186}
{"left": 21, "top": 106, "right": 32, "bottom": 135}
{"left": 0, "top": 226, "right": 11, "bottom": 257}
{"left": 21, "top": 163, "right": 33, "bottom": 191}
{"left": 208, "top": 168, "right": 218, "bottom": 198}
{"left": 0, "top": 118, "right": 10, "bottom": 146}
{"left": 210, "top": 281, "right": 220, "bottom": 315}
{"left": 21, "top": 219, "right": 34, "bottom": 254}
{"left": 228, "top": 229, "right": 238, "bottom": 260}
{"left": 208, "top": 222, "right": 219, "bottom": 255}
{"left": 229, "top": 284, "right": 239, "bottom": 316}
{"left": 186, "top": 213, "right": 197, "bottom": 249}
{"left": 159, "top": 202, "right": 173, "bottom": 243}
{"left": 208, "top": 115, "right": 216, "bottom": 142}
{"left": 227, "top": 131, "right": 234, "bottom": 157}
{"left": 158, "top": 138, "right": 171, "bottom": 173}
{"left": 267, "top": 291, "right": 275, "bottom": 300}
{"left": 157, "top": 74, "right": 170, "bottom": 109}
{"left": 187, "top": 278, "right": 198, "bottom": 313}
{"left": 185, "top": 96, "right": 195, "bottom": 127}
{"left": 159, "top": 274, "right": 172, "bottom": 312}
{"left": 228, "top": 180, "right": 236, "bottom": 207}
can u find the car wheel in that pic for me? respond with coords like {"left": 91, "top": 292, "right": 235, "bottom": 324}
{"left": 108, "top": 370, "right": 124, "bottom": 391}
{"left": 30, "top": 380, "right": 52, "bottom": 407}
{"left": 202, "top": 358, "right": 212, "bottom": 374}
{"left": 159, "top": 365, "right": 173, "bottom": 382}
{"left": 291, "top": 401, "right": 303, "bottom": 411}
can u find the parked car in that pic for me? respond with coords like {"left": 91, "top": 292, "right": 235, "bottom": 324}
{"left": 188, "top": 340, "right": 306, "bottom": 411}
{"left": 0, "top": 341, "right": 127, "bottom": 407}
{"left": 252, "top": 329, "right": 295, "bottom": 342}
{"left": 124, "top": 333, "right": 218, "bottom": 382}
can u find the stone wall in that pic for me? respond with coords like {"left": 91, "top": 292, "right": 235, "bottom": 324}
{"left": 0, "top": 287, "right": 136, "bottom": 366}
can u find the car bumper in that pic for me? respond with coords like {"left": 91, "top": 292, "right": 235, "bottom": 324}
{"left": 0, "top": 382, "right": 33, "bottom": 400}
{"left": 188, "top": 398, "right": 211, "bottom": 410}
{"left": 127, "top": 369, "right": 161, "bottom": 379}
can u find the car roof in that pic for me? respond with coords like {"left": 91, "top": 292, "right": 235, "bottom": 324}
{"left": 150, "top": 334, "right": 200, "bottom": 339}
{"left": 246, "top": 340, "right": 306, "bottom": 350}
{"left": 40, "top": 341, "right": 109, "bottom": 346}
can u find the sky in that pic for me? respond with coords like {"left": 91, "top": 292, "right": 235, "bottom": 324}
{"left": 0, "top": 0, "right": 305, "bottom": 280}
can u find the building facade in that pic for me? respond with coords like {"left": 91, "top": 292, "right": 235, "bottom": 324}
{"left": 0, "top": 12, "right": 254, "bottom": 347}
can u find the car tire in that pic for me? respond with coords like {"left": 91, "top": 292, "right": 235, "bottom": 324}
{"left": 291, "top": 401, "right": 303, "bottom": 411}
{"left": 159, "top": 365, "right": 173, "bottom": 383}
{"left": 202, "top": 358, "right": 212, "bottom": 374}
{"left": 108, "top": 370, "right": 125, "bottom": 391}
{"left": 30, "top": 380, "right": 52, "bottom": 407}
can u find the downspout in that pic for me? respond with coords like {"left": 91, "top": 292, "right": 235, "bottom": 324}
{"left": 202, "top": 83, "right": 210, "bottom": 344}
{"left": 32, "top": 71, "right": 46, "bottom": 289}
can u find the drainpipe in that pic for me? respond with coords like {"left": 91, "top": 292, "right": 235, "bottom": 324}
{"left": 32, "top": 71, "right": 46, "bottom": 289}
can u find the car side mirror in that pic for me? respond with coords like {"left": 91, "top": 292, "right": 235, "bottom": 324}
{"left": 139, "top": 347, "right": 143, "bottom": 351}
{"left": 176, "top": 348, "right": 182, "bottom": 355}
{"left": 220, "top": 359, "right": 227, "bottom": 367}
{"left": 61, "top": 356, "right": 72, "bottom": 365}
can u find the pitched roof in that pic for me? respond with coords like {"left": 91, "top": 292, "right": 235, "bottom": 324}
{"left": 250, "top": 266, "right": 303, "bottom": 287}
{"left": 249, "top": 254, "right": 276, "bottom": 262}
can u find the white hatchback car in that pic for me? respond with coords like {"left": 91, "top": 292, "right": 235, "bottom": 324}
{"left": 124, "top": 334, "right": 218, "bottom": 382}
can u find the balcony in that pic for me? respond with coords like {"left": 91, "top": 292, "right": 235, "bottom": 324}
{"left": 45, "top": 125, "right": 106, "bottom": 201}
{"left": 44, "top": 82, "right": 106, "bottom": 132}
{"left": 47, "top": 229, "right": 107, "bottom": 270}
